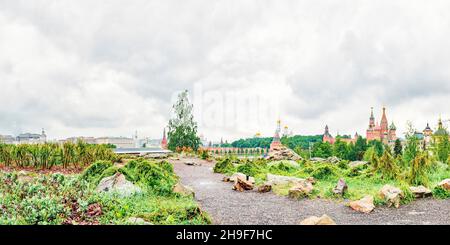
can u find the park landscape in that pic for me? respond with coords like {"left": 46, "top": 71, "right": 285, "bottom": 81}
{"left": 0, "top": 90, "right": 449, "bottom": 225}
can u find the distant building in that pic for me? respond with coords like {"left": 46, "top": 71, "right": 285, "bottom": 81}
{"left": 269, "top": 120, "right": 283, "bottom": 151}
{"left": 0, "top": 135, "right": 15, "bottom": 144}
{"left": 322, "top": 125, "right": 358, "bottom": 144}
{"left": 16, "top": 129, "right": 47, "bottom": 144}
{"left": 95, "top": 137, "right": 134, "bottom": 148}
{"left": 161, "top": 129, "right": 168, "bottom": 149}
{"left": 366, "top": 107, "right": 397, "bottom": 144}
{"left": 62, "top": 137, "right": 96, "bottom": 144}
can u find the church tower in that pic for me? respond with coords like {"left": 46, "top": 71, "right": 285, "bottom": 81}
{"left": 161, "top": 128, "right": 168, "bottom": 149}
{"left": 270, "top": 120, "right": 283, "bottom": 151}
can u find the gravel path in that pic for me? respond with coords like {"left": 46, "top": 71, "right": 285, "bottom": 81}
{"left": 171, "top": 157, "right": 450, "bottom": 225}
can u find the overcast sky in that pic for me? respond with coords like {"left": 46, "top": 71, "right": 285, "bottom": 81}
{"left": 1, "top": 0, "right": 450, "bottom": 142}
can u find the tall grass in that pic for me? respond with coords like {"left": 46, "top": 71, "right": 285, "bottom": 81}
{"left": 0, "top": 141, "right": 119, "bottom": 170}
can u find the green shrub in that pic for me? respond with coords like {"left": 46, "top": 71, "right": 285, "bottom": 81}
{"left": 213, "top": 158, "right": 235, "bottom": 174}
{"left": 80, "top": 160, "right": 113, "bottom": 183}
{"left": 236, "top": 162, "right": 259, "bottom": 177}
{"left": 432, "top": 186, "right": 450, "bottom": 199}
{"left": 311, "top": 165, "right": 338, "bottom": 180}
{"left": 124, "top": 160, "right": 177, "bottom": 195}
{"left": 399, "top": 182, "right": 415, "bottom": 205}
{"left": 337, "top": 160, "right": 349, "bottom": 169}
{"left": 409, "top": 152, "right": 430, "bottom": 187}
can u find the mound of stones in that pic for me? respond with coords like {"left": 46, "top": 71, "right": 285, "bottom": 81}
{"left": 96, "top": 173, "right": 142, "bottom": 198}
{"left": 349, "top": 195, "right": 375, "bottom": 213}
{"left": 379, "top": 185, "right": 403, "bottom": 208}
{"left": 265, "top": 146, "right": 302, "bottom": 161}
{"left": 439, "top": 179, "right": 450, "bottom": 190}
{"left": 409, "top": 186, "right": 432, "bottom": 198}
{"left": 309, "top": 156, "right": 344, "bottom": 164}
{"left": 267, "top": 160, "right": 300, "bottom": 168}
{"left": 288, "top": 181, "right": 314, "bottom": 199}
{"left": 348, "top": 161, "right": 368, "bottom": 168}
{"left": 332, "top": 179, "right": 348, "bottom": 196}
{"left": 173, "top": 183, "right": 195, "bottom": 197}
{"left": 224, "top": 173, "right": 255, "bottom": 192}
{"left": 300, "top": 215, "right": 336, "bottom": 225}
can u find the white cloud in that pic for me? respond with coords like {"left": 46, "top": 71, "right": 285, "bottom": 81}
{"left": 0, "top": 0, "right": 449, "bottom": 142}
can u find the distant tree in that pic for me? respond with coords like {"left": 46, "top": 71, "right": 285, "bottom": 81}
{"left": 368, "top": 140, "right": 384, "bottom": 157}
{"left": 434, "top": 132, "right": 450, "bottom": 164}
{"left": 403, "top": 122, "right": 419, "bottom": 167}
{"left": 333, "top": 139, "right": 349, "bottom": 159}
{"left": 354, "top": 136, "right": 368, "bottom": 160}
{"left": 346, "top": 143, "right": 358, "bottom": 161}
{"left": 378, "top": 148, "right": 400, "bottom": 180}
{"left": 167, "top": 90, "right": 201, "bottom": 152}
{"left": 312, "top": 142, "right": 333, "bottom": 158}
{"left": 393, "top": 139, "right": 403, "bottom": 157}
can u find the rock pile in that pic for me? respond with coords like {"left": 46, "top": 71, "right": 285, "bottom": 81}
{"left": 349, "top": 161, "right": 368, "bottom": 168}
{"left": 265, "top": 146, "right": 302, "bottom": 161}
{"left": 233, "top": 176, "right": 254, "bottom": 192}
{"left": 439, "top": 179, "right": 450, "bottom": 190}
{"left": 349, "top": 195, "right": 375, "bottom": 213}
{"left": 288, "top": 180, "right": 314, "bottom": 199}
{"left": 332, "top": 178, "right": 348, "bottom": 196}
{"left": 96, "top": 173, "right": 142, "bottom": 198}
{"left": 409, "top": 186, "right": 432, "bottom": 198}
{"left": 379, "top": 185, "right": 403, "bottom": 208}
{"left": 173, "top": 183, "right": 195, "bottom": 197}
{"left": 300, "top": 215, "right": 336, "bottom": 225}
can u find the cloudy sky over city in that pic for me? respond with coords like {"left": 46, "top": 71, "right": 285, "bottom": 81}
{"left": 1, "top": 0, "right": 450, "bottom": 142}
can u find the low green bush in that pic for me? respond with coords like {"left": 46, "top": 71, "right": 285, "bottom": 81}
{"left": 432, "top": 186, "right": 450, "bottom": 199}
{"left": 213, "top": 158, "right": 235, "bottom": 174}
{"left": 79, "top": 160, "right": 113, "bottom": 183}
{"left": 311, "top": 165, "right": 339, "bottom": 180}
{"left": 236, "top": 162, "right": 260, "bottom": 177}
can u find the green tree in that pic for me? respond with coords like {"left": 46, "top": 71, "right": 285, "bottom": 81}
{"left": 409, "top": 151, "right": 431, "bottom": 186}
{"left": 368, "top": 140, "right": 384, "bottom": 157}
{"left": 403, "top": 122, "right": 419, "bottom": 167}
{"left": 333, "top": 139, "right": 349, "bottom": 159}
{"left": 434, "top": 132, "right": 450, "bottom": 164}
{"left": 311, "top": 142, "right": 333, "bottom": 158}
{"left": 354, "top": 136, "right": 368, "bottom": 160}
{"left": 167, "top": 90, "right": 201, "bottom": 151}
{"left": 393, "top": 139, "right": 403, "bottom": 157}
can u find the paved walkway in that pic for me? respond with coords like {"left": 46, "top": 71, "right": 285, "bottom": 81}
{"left": 171, "top": 157, "right": 450, "bottom": 225}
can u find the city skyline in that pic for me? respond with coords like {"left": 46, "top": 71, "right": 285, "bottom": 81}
{"left": 1, "top": 1, "right": 450, "bottom": 141}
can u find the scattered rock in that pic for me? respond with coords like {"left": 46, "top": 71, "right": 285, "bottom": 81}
{"left": 310, "top": 157, "right": 326, "bottom": 163}
{"left": 300, "top": 215, "right": 336, "bottom": 225}
{"left": 258, "top": 184, "right": 272, "bottom": 193}
{"left": 349, "top": 161, "right": 368, "bottom": 168}
{"left": 379, "top": 185, "right": 403, "bottom": 208}
{"left": 326, "top": 156, "right": 341, "bottom": 164}
{"left": 409, "top": 186, "right": 432, "bottom": 198}
{"left": 173, "top": 183, "right": 195, "bottom": 197}
{"left": 265, "top": 146, "right": 302, "bottom": 161}
{"left": 127, "top": 217, "right": 153, "bottom": 225}
{"left": 96, "top": 173, "right": 142, "bottom": 197}
{"left": 349, "top": 195, "right": 375, "bottom": 213}
{"left": 144, "top": 153, "right": 168, "bottom": 159}
{"left": 233, "top": 176, "right": 254, "bottom": 192}
{"left": 439, "top": 179, "right": 450, "bottom": 191}
{"left": 86, "top": 203, "right": 102, "bottom": 217}
{"left": 266, "top": 174, "right": 305, "bottom": 186}
{"left": 223, "top": 176, "right": 231, "bottom": 182}
{"left": 288, "top": 181, "right": 314, "bottom": 199}
{"left": 17, "top": 171, "right": 34, "bottom": 183}
{"left": 267, "top": 160, "right": 300, "bottom": 168}
{"left": 184, "top": 160, "right": 201, "bottom": 166}
{"left": 229, "top": 173, "right": 255, "bottom": 184}
{"left": 306, "top": 177, "right": 316, "bottom": 185}
{"left": 332, "top": 178, "right": 348, "bottom": 196}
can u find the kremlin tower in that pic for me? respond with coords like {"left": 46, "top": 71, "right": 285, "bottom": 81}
{"left": 270, "top": 120, "right": 283, "bottom": 151}
{"left": 161, "top": 128, "right": 168, "bottom": 149}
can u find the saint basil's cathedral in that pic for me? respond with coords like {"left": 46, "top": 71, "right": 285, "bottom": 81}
{"left": 323, "top": 107, "right": 397, "bottom": 144}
